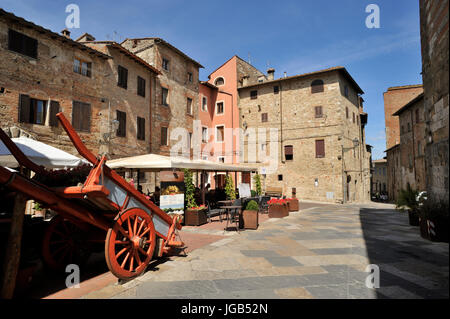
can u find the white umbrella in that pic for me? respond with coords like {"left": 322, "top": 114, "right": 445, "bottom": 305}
{"left": 0, "top": 137, "right": 87, "bottom": 169}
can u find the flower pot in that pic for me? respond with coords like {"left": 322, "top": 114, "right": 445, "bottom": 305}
{"left": 408, "top": 210, "right": 420, "bottom": 226}
{"left": 287, "top": 199, "right": 299, "bottom": 212}
{"left": 268, "top": 203, "right": 289, "bottom": 218}
{"left": 184, "top": 209, "right": 208, "bottom": 226}
{"left": 241, "top": 210, "right": 259, "bottom": 229}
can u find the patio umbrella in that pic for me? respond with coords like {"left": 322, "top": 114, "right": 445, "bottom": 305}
{"left": 0, "top": 136, "right": 87, "bottom": 169}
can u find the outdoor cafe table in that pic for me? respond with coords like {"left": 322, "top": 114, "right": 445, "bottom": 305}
{"left": 221, "top": 205, "right": 242, "bottom": 232}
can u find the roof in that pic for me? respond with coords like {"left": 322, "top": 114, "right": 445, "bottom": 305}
{"left": 121, "top": 37, "right": 204, "bottom": 68}
{"left": 200, "top": 81, "right": 218, "bottom": 90}
{"left": 0, "top": 8, "right": 110, "bottom": 60}
{"left": 392, "top": 93, "right": 424, "bottom": 116}
{"left": 384, "top": 144, "right": 400, "bottom": 153}
{"left": 387, "top": 84, "right": 423, "bottom": 91}
{"left": 238, "top": 66, "right": 364, "bottom": 94}
{"left": 83, "top": 41, "right": 161, "bottom": 75}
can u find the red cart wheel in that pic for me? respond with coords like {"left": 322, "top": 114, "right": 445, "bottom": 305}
{"left": 105, "top": 208, "right": 156, "bottom": 280}
{"left": 42, "top": 215, "right": 92, "bottom": 271}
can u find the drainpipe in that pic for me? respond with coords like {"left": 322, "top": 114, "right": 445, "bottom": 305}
{"left": 219, "top": 90, "right": 234, "bottom": 164}
{"left": 280, "top": 83, "right": 284, "bottom": 164}
{"left": 410, "top": 110, "right": 417, "bottom": 184}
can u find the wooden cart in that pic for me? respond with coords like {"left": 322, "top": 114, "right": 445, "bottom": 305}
{"left": 0, "top": 113, "right": 183, "bottom": 280}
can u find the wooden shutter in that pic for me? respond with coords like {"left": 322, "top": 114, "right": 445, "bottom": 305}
{"left": 346, "top": 107, "right": 349, "bottom": 118}
{"left": 251, "top": 90, "right": 258, "bottom": 99}
{"left": 137, "top": 117, "right": 145, "bottom": 140}
{"left": 262, "top": 113, "right": 268, "bottom": 122}
{"left": 315, "top": 140, "right": 325, "bottom": 158}
{"left": 161, "top": 127, "right": 168, "bottom": 145}
{"left": 315, "top": 106, "right": 323, "bottom": 118}
{"left": 49, "top": 100, "right": 60, "bottom": 127}
{"left": 18, "top": 94, "right": 30, "bottom": 123}
{"left": 81, "top": 103, "right": 91, "bottom": 132}
{"left": 311, "top": 80, "right": 324, "bottom": 93}
{"left": 284, "top": 145, "right": 293, "bottom": 155}
{"left": 116, "top": 110, "right": 126, "bottom": 137}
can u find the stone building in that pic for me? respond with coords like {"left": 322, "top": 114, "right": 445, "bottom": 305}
{"left": 372, "top": 159, "right": 387, "bottom": 197}
{"left": 383, "top": 84, "right": 423, "bottom": 149}
{"left": 238, "top": 66, "right": 371, "bottom": 203}
{"left": 393, "top": 93, "right": 427, "bottom": 194}
{"left": 386, "top": 144, "right": 401, "bottom": 202}
{"left": 419, "top": 0, "right": 449, "bottom": 203}
{"left": 121, "top": 38, "right": 203, "bottom": 158}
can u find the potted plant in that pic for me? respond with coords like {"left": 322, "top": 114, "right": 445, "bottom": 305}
{"left": 395, "top": 184, "right": 420, "bottom": 226}
{"left": 241, "top": 200, "right": 259, "bottom": 229}
{"left": 183, "top": 169, "right": 207, "bottom": 226}
{"left": 32, "top": 201, "right": 45, "bottom": 218}
{"left": 268, "top": 198, "right": 289, "bottom": 218}
{"left": 224, "top": 175, "right": 236, "bottom": 200}
{"left": 417, "top": 197, "right": 449, "bottom": 242}
{"left": 286, "top": 197, "right": 299, "bottom": 212}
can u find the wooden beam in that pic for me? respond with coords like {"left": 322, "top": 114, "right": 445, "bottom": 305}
{"left": 0, "top": 193, "right": 27, "bottom": 299}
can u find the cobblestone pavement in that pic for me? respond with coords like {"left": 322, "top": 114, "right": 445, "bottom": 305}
{"left": 82, "top": 203, "right": 449, "bottom": 299}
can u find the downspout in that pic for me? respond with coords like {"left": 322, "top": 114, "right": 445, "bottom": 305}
{"left": 218, "top": 90, "right": 234, "bottom": 164}
{"left": 410, "top": 110, "right": 417, "bottom": 183}
{"left": 280, "top": 83, "right": 284, "bottom": 164}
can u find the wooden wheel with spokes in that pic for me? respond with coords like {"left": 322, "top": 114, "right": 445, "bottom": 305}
{"left": 105, "top": 208, "right": 156, "bottom": 280}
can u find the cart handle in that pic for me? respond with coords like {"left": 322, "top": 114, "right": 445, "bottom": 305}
{"left": 0, "top": 128, "right": 46, "bottom": 175}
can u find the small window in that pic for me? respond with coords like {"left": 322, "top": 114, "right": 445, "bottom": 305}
{"left": 214, "top": 77, "right": 225, "bottom": 86}
{"left": 162, "top": 87, "right": 169, "bottom": 106}
{"left": 407, "top": 122, "right": 411, "bottom": 132}
{"left": 216, "top": 126, "right": 225, "bottom": 142}
{"left": 216, "top": 102, "right": 224, "bottom": 114}
{"left": 274, "top": 86, "right": 279, "bottom": 94}
{"left": 250, "top": 90, "right": 258, "bottom": 100}
{"left": 117, "top": 65, "right": 128, "bottom": 89}
{"left": 311, "top": 79, "right": 324, "bottom": 94}
{"left": 344, "top": 85, "right": 349, "bottom": 97}
{"left": 137, "top": 76, "right": 146, "bottom": 97}
{"left": 202, "top": 96, "right": 208, "bottom": 111}
{"left": 285, "top": 145, "right": 293, "bottom": 161}
{"left": 218, "top": 156, "right": 225, "bottom": 163}
{"left": 162, "top": 58, "right": 170, "bottom": 71}
{"left": 187, "top": 132, "right": 192, "bottom": 149}
{"left": 188, "top": 72, "right": 193, "bottom": 83}
{"left": 315, "top": 106, "right": 323, "bottom": 118}
{"left": 8, "top": 29, "right": 38, "bottom": 59}
{"left": 346, "top": 107, "right": 349, "bottom": 119}
{"left": 137, "top": 116, "right": 145, "bottom": 140}
{"left": 73, "top": 58, "right": 92, "bottom": 77}
{"left": 18, "top": 97, "right": 47, "bottom": 125}
{"left": 315, "top": 139, "right": 325, "bottom": 158}
{"left": 353, "top": 112, "right": 355, "bottom": 123}
{"left": 72, "top": 101, "right": 91, "bottom": 132}
{"left": 415, "top": 109, "right": 420, "bottom": 123}
{"left": 116, "top": 110, "right": 126, "bottom": 137}
{"left": 161, "top": 127, "right": 168, "bottom": 146}
{"left": 261, "top": 113, "right": 268, "bottom": 122}
{"left": 186, "top": 97, "right": 193, "bottom": 115}
{"left": 202, "top": 127, "right": 208, "bottom": 143}
{"left": 278, "top": 174, "right": 283, "bottom": 181}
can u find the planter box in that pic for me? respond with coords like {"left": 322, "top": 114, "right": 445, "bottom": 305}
{"left": 184, "top": 209, "right": 207, "bottom": 226}
{"left": 287, "top": 199, "right": 299, "bottom": 212}
{"left": 408, "top": 210, "right": 420, "bottom": 226}
{"left": 268, "top": 204, "right": 289, "bottom": 218}
{"left": 241, "top": 210, "right": 259, "bottom": 229}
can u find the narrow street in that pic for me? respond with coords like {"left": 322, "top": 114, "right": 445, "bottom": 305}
{"left": 65, "top": 203, "right": 449, "bottom": 299}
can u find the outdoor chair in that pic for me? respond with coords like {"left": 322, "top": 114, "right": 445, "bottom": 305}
{"left": 258, "top": 196, "right": 270, "bottom": 214}
{"left": 206, "top": 200, "right": 225, "bottom": 223}
{"left": 224, "top": 198, "right": 242, "bottom": 232}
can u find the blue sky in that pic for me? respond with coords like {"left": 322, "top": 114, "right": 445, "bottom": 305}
{"left": 1, "top": 0, "right": 423, "bottom": 159}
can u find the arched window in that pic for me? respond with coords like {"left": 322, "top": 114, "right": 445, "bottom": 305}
{"left": 214, "top": 77, "right": 225, "bottom": 86}
{"left": 311, "top": 79, "right": 324, "bottom": 94}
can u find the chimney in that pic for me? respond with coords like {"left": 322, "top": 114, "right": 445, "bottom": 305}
{"left": 267, "top": 68, "right": 275, "bottom": 81}
{"left": 242, "top": 75, "right": 250, "bottom": 87}
{"left": 61, "top": 28, "right": 71, "bottom": 39}
{"left": 283, "top": 72, "right": 287, "bottom": 78}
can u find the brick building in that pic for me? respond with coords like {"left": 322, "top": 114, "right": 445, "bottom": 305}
{"left": 419, "top": 0, "right": 449, "bottom": 203}
{"left": 238, "top": 66, "right": 371, "bottom": 203}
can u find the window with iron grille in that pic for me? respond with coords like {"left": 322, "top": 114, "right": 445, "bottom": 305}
{"left": 186, "top": 98, "right": 193, "bottom": 115}
{"left": 117, "top": 65, "right": 128, "bottom": 89}
{"left": 8, "top": 29, "right": 37, "bottom": 59}
{"left": 116, "top": 110, "right": 126, "bottom": 137}
{"left": 137, "top": 76, "right": 146, "bottom": 97}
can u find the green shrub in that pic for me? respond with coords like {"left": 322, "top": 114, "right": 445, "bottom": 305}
{"left": 225, "top": 175, "right": 236, "bottom": 200}
{"left": 245, "top": 200, "right": 259, "bottom": 211}
{"left": 183, "top": 169, "right": 197, "bottom": 209}
{"left": 395, "top": 184, "right": 419, "bottom": 212}
{"left": 253, "top": 174, "right": 262, "bottom": 196}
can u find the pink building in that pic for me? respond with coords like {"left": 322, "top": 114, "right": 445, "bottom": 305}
{"left": 198, "top": 56, "right": 267, "bottom": 188}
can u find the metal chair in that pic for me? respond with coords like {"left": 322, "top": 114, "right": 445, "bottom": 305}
{"left": 258, "top": 196, "right": 270, "bottom": 214}
{"left": 225, "top": 199, "right": 241, "bottom": 232}
{"left": 206, "top": 200, "right": 225, "bottom": 223}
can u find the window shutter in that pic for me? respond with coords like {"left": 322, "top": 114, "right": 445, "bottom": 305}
{"left": 315, "top": 106, "right": 323, "bottom": 118}
{"left": 315, "top": 140, "right": 325, "bottom": 158}
{"left": 284, "top": 145, "right": 293, "bottom": 155}
{"left": 18, "top": 94, "right": 30, "bottom": 123}
{"left": 116, "top": 110, "right": 126, "bottom": 137}
{"left": 82, "top": 103, "right": 91, "bottom": 132}
{"left": 49, "top": 100, "right": 60, "bottom": 127}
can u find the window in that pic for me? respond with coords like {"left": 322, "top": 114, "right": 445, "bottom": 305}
{"left": 117, "top": 65, "right": 128, "bottom": 89}
{"left": 188, "top": 132, "right": 192, "bottom": 149}
{"left": 353, "top": 112, "right": 355, "bottom": 123}
{"left": 137, "top": 76, "right": 146, "bottom": 97}
{"left": 284, "top": 145, "right": 293, "bottom": 161}
{"left": 202, "top": 127, "right": 208, "bottom": 143}
{"left": 278, "top": 174, "right": 283, "bottom": 181}
{"left": 315, "top": 106, "right": 323, "bottom": 118}
{"left": 161, "top": 127, "right": 168, "bottom": 146}
{"left": 315, "top": 139, "right": 325, "bottom": 158}
{"left": 346, "top": 107, "right": 349, "bottom": 119}
{"left": 401, "top": 125, "right": 404, "bottom": 134}
{"left": 186, "top": 97, "right": 193, "bottom": 115}
{"left": 261, "top": 113, "right": 268, "bottom": 122}
{"left": 116, "top": 110, "right": 126, "bottom": 137}
{"left": 8, "top": 29, "right": 38, "bottom": 59}
{"left": 162, "top": 87, "right": 169, "bottom": 106}
{"left": 216, "top": 102, "right": 224, "bottom": 114}
{"left": 188, "top": 72, "right": 193, "bottom": 83}
{"left": 202, "top": 96, "right": 208, "bottom": 111}
{"left": 18, "top": 95, "right": 48, "bottom": 125}
{"left": 73, "top": 58, "right": 92, "bottom": 77}
{"left": 137, "top": 116, "right": 145, "bottom": 140}
{"left": 311, "top": 79, "right": 324, "bottom": 94}
{"left": 250, "top": 90, "right": 258, "bottom": 100}
{"left": 72, "top": 101, "right": 91, "bottom": 132}
{"left": 162, "top": 58, "right": 170, "bottom": 71}
{"left": 218, "top": 156, "right": 225, "bottom": 163}
{"left": 407, "top": 122, "right": 411, "bottom": 132}
{"left": 214, "top": 77, "right": 225, "bottom": 86}
{"left": 274, "top": 86, "right": 279, "bottom": 94}
{"left": 216, "top": 126, "right": 224, "bottom": 142}
{"left": 344, "top": 85, "right": 349, "bottom": 97}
